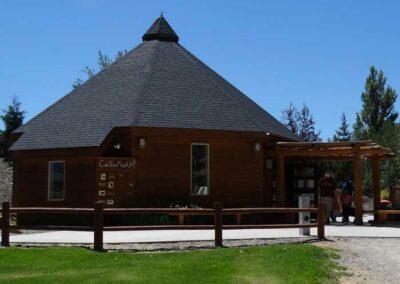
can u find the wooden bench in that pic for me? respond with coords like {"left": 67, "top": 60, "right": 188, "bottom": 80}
{"left": 376, "top": 210, "right": 400, "bottom": 223}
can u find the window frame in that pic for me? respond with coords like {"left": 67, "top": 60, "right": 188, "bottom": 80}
{"left": 190, "top": 143, "right": 210, "bottom": 196}
{"left": 48, "top": 160, "right": 65, "bottom": 201}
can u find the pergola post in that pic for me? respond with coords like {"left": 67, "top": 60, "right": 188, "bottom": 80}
{"left": 276, "top": 153, "right": 285, "bottom": 207}
{"left": 371, "top": 158, "right": 381, "bottom": 222}
{"left": 353, "top": 151, "right": 363, "bottom": 225}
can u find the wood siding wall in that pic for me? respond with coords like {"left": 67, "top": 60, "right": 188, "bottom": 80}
{"left": 12, "top": 127, "right": 282, "bottom": 208}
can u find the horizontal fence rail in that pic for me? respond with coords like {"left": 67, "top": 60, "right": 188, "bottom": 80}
{"left": 1, "top": 201, "right": 326, "bottom": 251}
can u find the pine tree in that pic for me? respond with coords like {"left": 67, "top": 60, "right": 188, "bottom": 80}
{"left": 353, "top": 66, "right": 399, "bottom": 192}
{"left": 298, "top": 104, "right": 321, "bottom": 142}
{"left": 281, "top": 103, "right": 321, "bottom": 142}
{"left": 354, "top": 66, "right": 398, "bottom": 138}
{"left": 331, "top": 113, "right": 352, "bottom": 182}
{"left": 281, "top": 103, "right": 299, "bottom": 135}
{"left": 333, "top": 113, "right": 351, "bottom": 142}
{"left": 0, "top": 95, "right": 25, "bottom": 159}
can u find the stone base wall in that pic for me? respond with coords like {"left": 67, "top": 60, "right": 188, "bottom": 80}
{"left": 0, "top": 159, "right": 12, "bottom": 204}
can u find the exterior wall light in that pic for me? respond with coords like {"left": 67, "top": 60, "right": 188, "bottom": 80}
{"left": 139, "top": 137, "right": 146, "bottom": 149}
{"left": 113, "top": 142, "right": 121, "bottom": 150}
{"left": 254, "top": 142, "right": 261, "bottom": 152}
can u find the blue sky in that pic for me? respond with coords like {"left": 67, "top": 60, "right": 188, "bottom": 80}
{"left": 1, "top": 1, "right": 399, "bottom": 139}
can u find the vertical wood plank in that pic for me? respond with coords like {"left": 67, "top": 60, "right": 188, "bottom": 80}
{"left": 1, "top": 202, "right": 10, "bottom": 247}
{"left": 371, "top": 158, "right": 381, "bottom": 223}
{"left": 276, "top": 153, "right": 285, "bottom": 207}
{"left": 353, "top": 151, "right": 363, "bottom": 225}
{"left": 236, "top": 213, "right": 241, "bottom": 225}
{"left": 178, "top": 214, "right": 184, "bottom": 225}
{"left": 93, "top": 202, "right": 104, "bottom": 252}
{"left": 214, "top": 202, "right": 223, "bottom": 247}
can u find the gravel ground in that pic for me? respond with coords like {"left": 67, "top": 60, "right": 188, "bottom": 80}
{"left": 9, "top": 237, "right": 316, "bottom": 252}
{"left": 320, "top": 237, "right": 400, "bottom": 284}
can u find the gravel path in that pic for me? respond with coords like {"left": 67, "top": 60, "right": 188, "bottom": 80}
{"left": 322, "top": 237, "right": 400, "bottom": 284}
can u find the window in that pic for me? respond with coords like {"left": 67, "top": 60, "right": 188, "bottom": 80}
{"left": 48, "top": 161, "right": 65, "bottom": 200}
{"left": 191, "top": 144, "right": 209, "bottom": 195}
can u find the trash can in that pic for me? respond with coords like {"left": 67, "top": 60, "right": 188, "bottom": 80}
{"left": 299, "top": 194, "right": 311, "bottom": 236}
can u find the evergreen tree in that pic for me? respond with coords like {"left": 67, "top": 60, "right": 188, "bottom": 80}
{"left": 298, "top": 104, "right": 321, "bottom": 142}
{"left": 281, "top": 103, "right": 321, "bottom": 142}
{"left": 353, "top": 66, "right": 399, "bottom": 192}
{"left": 281, "top": 103, "right": 299, "bottom": 135}
{"left": 0, "top": 95, "right": 25, "bottom": 159}
{"left": 331, "top": 113, "right": 352, "bottom": 183}
{"left": 333, "top": 113, "right": 351, "bottom": 142}
{"left": 354, "top": 66, "right": 398, "bottom": 138}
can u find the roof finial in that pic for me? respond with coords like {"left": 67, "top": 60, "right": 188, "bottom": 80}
{"left": 142, "top": 14, "right": 179, "bottom": 43}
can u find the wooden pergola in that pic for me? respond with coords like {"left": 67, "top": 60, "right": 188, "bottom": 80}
{"left": 276, "top": 140, "right": 395, "bottom": 225}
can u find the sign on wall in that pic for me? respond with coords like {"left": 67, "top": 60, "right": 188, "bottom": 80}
{"left": 95, "top": 158, "right": 136, "bottom": 207}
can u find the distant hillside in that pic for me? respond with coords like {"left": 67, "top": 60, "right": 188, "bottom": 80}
{"left": 0, "top": 159, "right": 12, "bottom": 204}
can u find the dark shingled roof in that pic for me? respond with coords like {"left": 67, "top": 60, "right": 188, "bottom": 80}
{"left": 11, "top": 16, "right": 299, "bottom": 151}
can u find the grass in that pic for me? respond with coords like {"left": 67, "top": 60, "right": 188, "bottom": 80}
{"left": 0, "top": 244, "right": 342, "bottom": 284}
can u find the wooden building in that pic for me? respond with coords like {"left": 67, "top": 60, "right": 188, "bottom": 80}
{"left": 9, "top": 16, "right": 394, "bottom": 225}
{"left": 9, "top": 16, "right": 300, "bottom": 212}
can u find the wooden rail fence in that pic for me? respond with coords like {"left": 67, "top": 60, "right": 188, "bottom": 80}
{"left": 1, "top": 201, "right": 325, "bottom": 251}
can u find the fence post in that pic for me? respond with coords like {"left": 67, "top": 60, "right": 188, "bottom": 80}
{"left": 1, "top": 202, "right": 10, "bottom": 247}
{"left": 214, "top": 202, "right": 223, "bottom": 247}
{"left": 317, "top": 202, "right": 325, "bottom": 240}
{"left": 94, "top": 202, "right": 104, "bottom": 252}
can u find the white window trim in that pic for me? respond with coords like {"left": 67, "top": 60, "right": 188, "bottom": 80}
{"left": 48, "top": 161, "right": 65, "bottom": 201}
{"left": 190, "top": 143, "right": 210, "bottom": 196}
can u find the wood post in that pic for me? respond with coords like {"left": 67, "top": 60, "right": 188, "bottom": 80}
{"left": 317, "top": 202, "right": 325, "bottom": 240}
{"left": 276, "top": 153, "right": 285, "bottom": 207}
{"left": 372, "top": 158, "right": 381, "bottom": 222}
{"left": 178, "top": 214, "right": 184, "bottom": 225}
{"left": 93, "top": 202, "right": 104, "bottom": 252}
{"left": 353, "top": 151, "right": 363, "bottom": 225}
{"left": 1, "top": 202, "right": 10, "bottom": 247}
{"left": 235, "top": 213, "right": 241, "bottom": 225}
{"left": 214, "top": 202, "right": 223, "bottom": 247}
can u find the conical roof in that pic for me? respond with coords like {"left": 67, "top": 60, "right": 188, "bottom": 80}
{"left": 11, "top": 16, "right": 299, "bottom": 151}
{"left": 142, "top": 14, "right": 179, "bottom": 43}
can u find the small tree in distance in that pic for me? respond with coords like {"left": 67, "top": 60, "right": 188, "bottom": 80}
{"left": 73, "top": 50, "right": 128, "bottom": 89}
{"left": 281, "top": 103, "right": 321, "bottom": 142}
{"left": 0, "top": 95, "right": 25, "bottom": 161}
{"left": 331, "top": 113, "right": 352, "bottom": 182}
{"left": 333, "top": 113, "right": 351, "bottom": 142}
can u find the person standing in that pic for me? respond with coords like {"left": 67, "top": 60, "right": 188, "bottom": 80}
{"left": 318, "top": 172, "right": 336, "bottom": 224}
{"left": 341, "top": 178, "right": 354, "bottom": 224}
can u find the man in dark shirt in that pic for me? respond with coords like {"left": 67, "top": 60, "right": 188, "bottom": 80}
{"left": 318, "top": 172, "right": 336, "bottom": 224}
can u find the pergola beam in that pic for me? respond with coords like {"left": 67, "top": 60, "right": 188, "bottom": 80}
{"left": 372, "top": 158, "right": 381, "bottom": 222}
{"left": 278, "top": 150, "right": 393, "bottom": 158}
